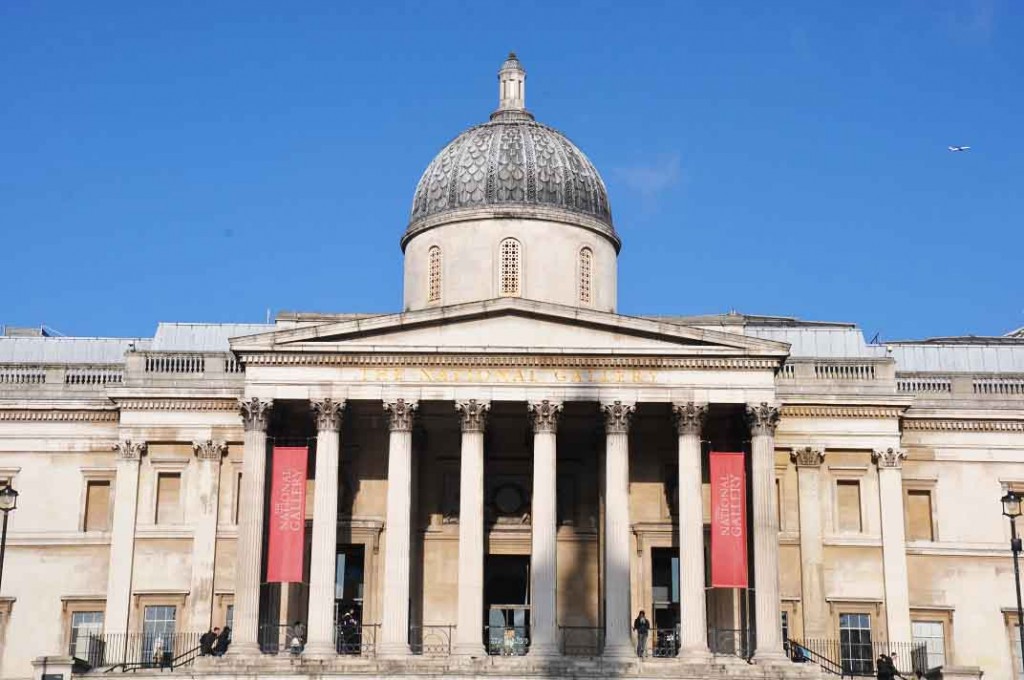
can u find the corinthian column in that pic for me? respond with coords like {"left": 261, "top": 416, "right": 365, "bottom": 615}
{"left": 380, "top": 399, "right": 418, "bottom": 656}
{"left": 189, "top": 439, "right": 227, "bottom": 631}
{"left": 792, "top": 446, "right": 827, "bottom": 638}
{"left": 602, "top": 400, "right": 635, "bottom": 658}
{"left": 873, "top": 448, "right": 911, "bottom": 644}
{"left": 746, "top": 403, "right": 785, "bottom": 662}
{"left": 305, "top": 398, "right": 344, "bottom": 657}
{"left": 454, "top": 399, "right": 489, "bottom": 656}
{"left": 231, "top": 398, "right": 272, "bottom": 655}
{"left": 528, "top": 400, "right": 562, "bottom": 657}
{"left": 103, "top": 440, "right": 146, "bottom": 636}
{"left": 673, "top": 402, "right": 709, "bottom": 659}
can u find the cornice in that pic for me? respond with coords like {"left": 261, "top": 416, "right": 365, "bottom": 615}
{"left": 117, "top": 398, "right": 239, "bottom": 412}
{"left": 903, "top": 419, "right": 1024, "bottom": 432}
{"left": 0, "top": 410, "right": 118, "bottom": 423}
{"left": 242, "top": 353, "right": 779, "bottom": 371}
{"left": 780, "top": 405, "right": 904, "bottom": 419}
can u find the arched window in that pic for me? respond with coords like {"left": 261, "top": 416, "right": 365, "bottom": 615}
{"left": 427, "top": 246, "right": 442, "bottom": 303}
{"left": 579, "top": 247, "right": 593, "bottom": 304}
{"left": 499, "top": 238, "right": 521, "bottom": 297}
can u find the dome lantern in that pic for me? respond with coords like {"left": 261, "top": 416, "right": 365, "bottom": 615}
{"left": 493, "top": 52, "right": 531, "bottom": 121}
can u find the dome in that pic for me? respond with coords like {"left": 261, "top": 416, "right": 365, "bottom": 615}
{"left": 403, "top": 54, "right": 617, "bottom": 250}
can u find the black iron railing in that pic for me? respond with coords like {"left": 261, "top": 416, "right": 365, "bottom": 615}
{"left": 334, "top": 623, "right": 378, "bottom": 656}
{"left": 409, "top": 625, "right": 454, "bottom": 656}
{"left": 485, "top": 625, "right": 529, "bottom": 656}
{"left": 79, "top": 632, "right": 202, "bottom": 671}
{"left": 559, "top": 626, "right": 604, "bottom": 656}
{"left": 789, "top": 638, "right": 928, "bottom": 677}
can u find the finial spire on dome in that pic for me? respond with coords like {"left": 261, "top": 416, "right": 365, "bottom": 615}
{"left": 492, "top": 52, "right": 533, "bottom": 121}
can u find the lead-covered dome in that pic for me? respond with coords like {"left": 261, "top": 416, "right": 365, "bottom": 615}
{"left": 404, "top": 53, "right": 617, "bottom": 250}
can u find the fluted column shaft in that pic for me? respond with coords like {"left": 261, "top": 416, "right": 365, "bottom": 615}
{"left": 747, "top": 403, "right": 785, "bottom": 661}
{"left": 305, "top": 399, "right": 344, "bottom": 656}
{"left": 529, "top": 400, "right": 562, "bottom": 656}
{"left": 380, "top": 399, "right": 418, "bottom": 656}
{"left": 189, "top": 440, "right": 227, "bottom": 630}
{"left": 792, "top": 447, "right": 827, "bottom": 638}
{"left": 674, "top": 403, "right": 709, "bottom": 658}
{"left": 232, "top": 398, "right": 272, "bottom": 655}
{"left": 874, "top": 448, "right": 911, "bottom": 643}
{"left": 454, "top": 400, "right": 489, "bottom": 656}
{"left": 104, "top": 440, "right": 146, "bottom": 636}
{"left": 602, "top": 401, "right": 635, "bottom": 658}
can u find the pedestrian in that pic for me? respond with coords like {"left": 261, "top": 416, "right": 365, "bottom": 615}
{"left": 632, "top": 610, "right": 650, "bottom": 658}
{"left": 199, "top": 627, "right": 219, "bottom": 656}
{"left": 212, "top": 626, "right": 231, "bottom": 656}
{"left": 288, "top": 620, "right": 307, "bottom": 654}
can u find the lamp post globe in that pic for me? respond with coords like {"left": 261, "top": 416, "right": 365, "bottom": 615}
{"left": 0, "top": 484, "right": 18, "bottom": 513}
{"left": 1003, "top": 490, "right": 1022, "bottom": 519}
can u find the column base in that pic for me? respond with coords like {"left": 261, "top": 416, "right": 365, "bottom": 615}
{"left": 678, "top": 645, "right": 711, "bottom": 661}
{"left": 527, "top": 642, "right": 559, "bottom": 658}
{"left": 602, "top": 640, "right": 637, "bottom": 659}
{"left": 753, "top": 648, "right": 790, "bottom": 664}
{"left": 377, "top": 642, "right": 411, "bottom": 658}
{"left": 301, "top": 641, "right": 337, "bottom": 659}
{"left": 226, "top": 641, "right": 262, "bottom": 659}
{"left": 453, "top": 642, "right": 487, "bottom": 657}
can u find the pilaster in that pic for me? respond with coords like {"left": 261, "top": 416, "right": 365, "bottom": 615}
{"left": 791, "top": 446, "right": 827, "bottom": 638}
{"left": 103, "top": 440, "right": 146, "bottom": 636}
{"left": 189, "top": 439, "right": 227, "bottom": 630}
{"left": 873, "top": 448, "right": 911, "bottom": 643}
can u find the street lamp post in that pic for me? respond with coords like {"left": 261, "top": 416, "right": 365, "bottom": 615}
{"left": 1002, "top": 490, "right": 1024, "bottom": 671}
{"left": 0, "top": 483, "right": 18, "bottom": 594}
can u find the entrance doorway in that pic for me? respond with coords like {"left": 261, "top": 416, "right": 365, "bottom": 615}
{"left": 484, "top": 555, "right": 530, "bottom": 655}
{"left": 334, "top": 545, "right": 365, "bottom": 654}
{"left": 651, "top": 548, "right": 680, "bottom": 656}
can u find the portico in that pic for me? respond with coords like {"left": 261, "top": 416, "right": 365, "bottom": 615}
{"left": 225, "top": 297, "right": 792, "bottom": 663}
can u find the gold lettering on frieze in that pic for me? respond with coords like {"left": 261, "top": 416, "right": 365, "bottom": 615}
{"left": 358, "top": 366, "right": 659, "bottom": 385}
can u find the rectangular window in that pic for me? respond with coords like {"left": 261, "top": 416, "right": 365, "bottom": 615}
{"left": 225, "top": 604, "right": 234, "bottom": 631}
{"left": 155, "top": 473, "right": 182, "bottom": 525}
{"left": 233, "top": 471, "right": 243, "bottom": 524}
{"left": 906, "top": 490, "right": 934, "bottom": 541}
{"left": 839, "top": 613, "right": 872, "bottom": 674}
{"left": 837, "top": 480, "right": 862, "bottom": 532}
{"left": 142, "top": 605, "right": 177, "bottom": 663}
{"left": 781, "top": 611, "right": 790, "bottom": 642}
{"left": 69, "top": 611, "right": 104, "bottom": 660}
{"left": 912, "top": 620, "right": 945, "bottom": 670}
{"left": 84, "top": 481, "right": 111, "bottom": 532}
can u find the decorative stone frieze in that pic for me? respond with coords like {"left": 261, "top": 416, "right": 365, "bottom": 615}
{"left": 745, "top": 402, "right": 780, "bottom": 436}
{"left": 781, "top": 405, "right": 903, "bottom": 419}
{"left": 602, "top": 400, "right": 635, "bottom": 434}
{"left": 791, "top": 446, "right": 824, "bottom": 467}
{"left": 0, "top": 410, "right": 118, "bottom": 422}
{"left": 243, "top": 353, "right": 779, "bottom": 371}
{"left": 383, "top": 399, "right": 417, "bottom": 432}
{"left": 118, "top": 399, "right": 238, "bottom": 412}
{"left": 902, "top": 419, "right": 1024, "bottom": 432}
{"left": 456, "top": 399, "right": 489, "bottom": 432}
{"left": 311, "top": 398, "right": 345, "bottom": 432}
{"left": 113, "top": 440, "right": 146, "bottom": 460}
{"left": 672, "top": 402, "right": 707, "bottom": 436}
{"left": 529, "top": 400, "right": 562, "bottom": 434}
{"left": 238, "top": 398, "right": 272, "bottom": 432}
{"left": 872, "top": 448, "right": 907, "bottom": 469}
{"left": 192, "top": 439, "right": 227, "bottom": 461}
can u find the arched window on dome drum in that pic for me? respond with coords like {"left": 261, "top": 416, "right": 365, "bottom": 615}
{"left": 499, "top": 238, "right": 521, "bottom": 297}
{"left": 578, "top": 247, "right": 593, "bottom": 305}
{"left": 428, "top": 246, "right": 442, "bottom": 303}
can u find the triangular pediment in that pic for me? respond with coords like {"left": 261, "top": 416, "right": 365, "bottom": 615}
{"left": 231, "top": 299, "right": 790, "bottom": 358}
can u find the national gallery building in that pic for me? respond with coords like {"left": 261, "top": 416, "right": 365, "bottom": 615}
{"left": 0, "top": 56, "right": 1021, "bottom": 680}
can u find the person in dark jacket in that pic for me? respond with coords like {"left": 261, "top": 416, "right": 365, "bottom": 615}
{"left": 212, "top": 626, "right": 231, "bottom": 656}
{"left": 199, "top": 628, "right": 219, "bottom": 656}
{"left": 632, "top": 610, "right": 651, "bottom": 658}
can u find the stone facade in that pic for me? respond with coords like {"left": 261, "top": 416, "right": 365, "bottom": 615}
{"left": 0, "top": 56, "right": 1011, "bottom": 680}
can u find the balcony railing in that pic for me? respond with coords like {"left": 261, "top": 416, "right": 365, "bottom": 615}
{"left": 409, "top": 625, "right": 454, "bottom": 656}
{"left": 708, "top": 627, "right": 753, "bottom": 659}
{"left": 334, "top": 623, "right": 378, "bottom": 656}
{"left": 788, "top": 638, "right": 928, "bottom": 677}
{"left": 70, "top": 632, "right": 203, "bottom": 670}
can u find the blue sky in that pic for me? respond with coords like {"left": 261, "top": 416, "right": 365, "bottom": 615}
{"left": 1, "top": 1, "right": 1021, "bottom": 340}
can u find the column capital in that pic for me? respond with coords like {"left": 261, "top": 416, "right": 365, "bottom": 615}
{"left": 529, "top": 400, "right": 562, "bottom": 434}
{"left": 456, "top": 399, "right": 490, "bottom": 432}
{"left": 239, "top": 398, "right": 273, "bottom": 432}
{"left": 601, "top": 400, "right": 635, "bottom": 434}
{"left": 872, "top": 448, "right": 907, "bottom": 469}
{"left": 745, "top": 402, "right": 780, "bottom": 437}
{"left": 311, "top": 398, "right": 345, "bottom": 432}
{"left": 193, "top": 439, "right": 227, "bottom": 461}
{"left": 113, "top": 439, "right": 146, "bottom": 460}
{"left": 672, "top": 402, "right": 708, "bottom": 436}
{"left": 384, "top": 399, "right": 418, "bottom": 432}
{"left": 791, "top": 446, "right": 824, "bottom": 467}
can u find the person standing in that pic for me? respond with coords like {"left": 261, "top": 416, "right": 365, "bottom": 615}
{"left": 199, "top": 628, "right": 218, "bottom": 656}
{"left": 632, "top": 610, "right": 651, "bottom": 658}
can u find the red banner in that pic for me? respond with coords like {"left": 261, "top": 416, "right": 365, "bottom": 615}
{"left": 710, "top": 451, "right": 748, "bottom": 588}
{"left": 267, "top": 447, "right": 308, "bottom": 583}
